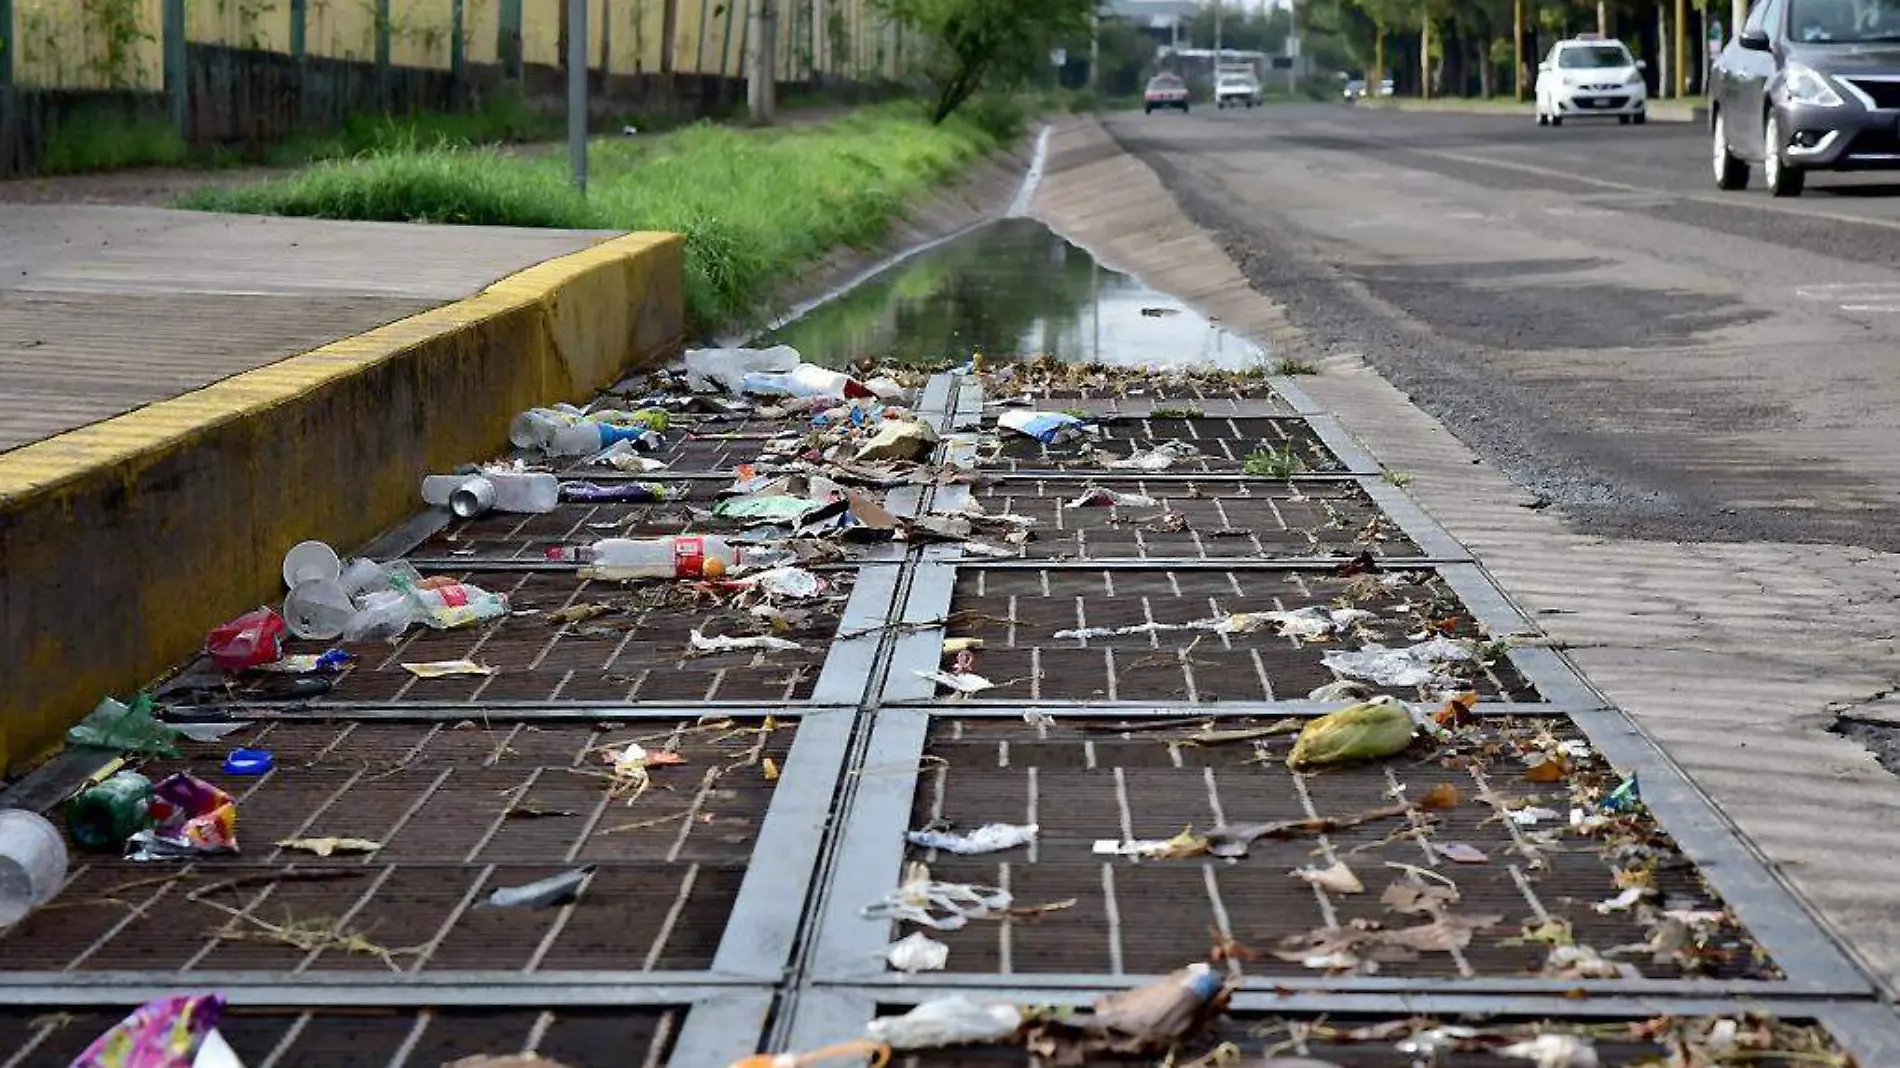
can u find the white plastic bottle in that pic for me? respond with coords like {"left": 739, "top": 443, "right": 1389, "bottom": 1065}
{"left": 552, "top": 535, "right": 777, "bottom": 579}
{"left": 740, "top": 364, "right": 870, "bottom": 400}
{"left": 422, "top": 472, "right": 560, "bottom": 517}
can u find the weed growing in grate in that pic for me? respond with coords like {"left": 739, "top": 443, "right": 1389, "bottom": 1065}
{"left": 1149, "top": 405, "right": 1206, "bottom": 419}
{"left": 1268, "top": 356, "right": 1321, "bottom": 376}
{"left": 1384, "top": 469, "right": 1415, "bottom": 488}
{"left": 1244, "top": 445, "right": 1308, "bottom": 478}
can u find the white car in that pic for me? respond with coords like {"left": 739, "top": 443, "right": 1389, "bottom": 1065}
{"left": 1216, "top": 74, "right": 1261, "bottom": 109}
{"left": 1535, "top": 35, "right": 1648, "bottom": 126}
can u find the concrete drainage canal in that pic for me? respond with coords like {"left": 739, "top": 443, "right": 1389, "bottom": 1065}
{"left": 2, "top": 219, "right": 1895, "bottom": 1067}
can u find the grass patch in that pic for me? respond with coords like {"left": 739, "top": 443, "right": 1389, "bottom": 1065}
{"left": 1267, "top": 356, "right": 1321, "bottom": 376}
{"left": 182, "top": 104, "right": 1007, "bottom": 334}
{"left": 263, "top": 91, "right": 565, "bottom": 165}
{"left": 39, "top": 109, "right": 189, "bottom": 175}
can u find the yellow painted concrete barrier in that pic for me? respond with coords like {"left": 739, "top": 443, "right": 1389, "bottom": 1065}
{"left": 0, "top": 231, "right": 686, "bottom": 773}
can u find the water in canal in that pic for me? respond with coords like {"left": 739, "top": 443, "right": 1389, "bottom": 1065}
{"left": 759, "top": 218, "right": 1266, "bottom": 370}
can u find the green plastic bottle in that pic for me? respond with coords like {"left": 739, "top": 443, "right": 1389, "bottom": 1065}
{"left": 67, "top": 770, "right": 154, "bottom": 851}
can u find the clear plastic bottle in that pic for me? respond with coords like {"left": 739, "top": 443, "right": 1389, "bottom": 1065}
{"left": 511, "top": 409, "right": 664, "bottom": 456}
{"left": 550, "top": 535, "right": 782, "bottom": 579}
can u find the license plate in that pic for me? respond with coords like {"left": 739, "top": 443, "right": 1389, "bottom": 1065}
{"left": 1580, "top": 99, "right": 1602, "bottom": 108}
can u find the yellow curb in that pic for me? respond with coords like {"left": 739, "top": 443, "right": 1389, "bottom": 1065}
{"left": 0, "top": 231, "right": 686, "bottom": 772}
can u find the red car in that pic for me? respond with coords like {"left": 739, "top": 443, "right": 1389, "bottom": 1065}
{"left": 1143, "top": 73, "right": 1190, "bottom": 114}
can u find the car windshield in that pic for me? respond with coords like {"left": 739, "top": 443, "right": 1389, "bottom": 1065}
{"left": 1791, "top": 0, "right": 1900, "bottom": 42}
{"left": 1558, "top": 44, "right": 1634, "bottom": 67}
{"left": 1219, "top": 76, "right": 1252, "bottom": 86}
{"left": 1148, "top": 76, "right": 1182, "bottom": 89}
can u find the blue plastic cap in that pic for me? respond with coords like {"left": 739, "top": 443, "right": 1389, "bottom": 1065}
{"left": 223, "top": 749, "right": 275, "bottom": 776}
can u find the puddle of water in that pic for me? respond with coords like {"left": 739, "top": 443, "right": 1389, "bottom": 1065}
{"left": 758, "top": 218, "right": 1267, "bottom": 370}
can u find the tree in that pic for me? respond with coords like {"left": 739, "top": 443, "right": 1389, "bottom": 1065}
{"left": 871, "top": 0, "right": 1097, "bottom": 123}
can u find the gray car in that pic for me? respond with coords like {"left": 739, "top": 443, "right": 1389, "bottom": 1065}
{"left": 1711, "top": 0, "right": 1900, "bottom": 196}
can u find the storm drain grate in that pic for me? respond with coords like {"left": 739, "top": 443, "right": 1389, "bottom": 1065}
{"left": 939, "top": 567, "right": 1537, "bottom": 703}
{"left": 987, "top": 416, "right": 1344, "bottom": 474}
{"left": 2, "top": 721, "right": 790, "bottom": 974}
{"left": 891, "top": 1010, "right": 1847, "bottom": 1067}
{"left": 0, "top": 1006, "right": 682, "bottom": 1068}
{"left": 962, "top": 477, "right": 1419, "bottom": 561}
{"left": 898, "top": 716, "right": 1770, "bottom": 981}
{"left": 223, "top": 570, "right": 848, "bottom": 705}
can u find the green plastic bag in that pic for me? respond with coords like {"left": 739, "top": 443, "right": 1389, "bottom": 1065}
{"left": 66, "top": 694, "right": 181, "bottom": 757}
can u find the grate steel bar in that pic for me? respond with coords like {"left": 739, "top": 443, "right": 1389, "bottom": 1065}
{"left": 0, "top": 976, "right": 765, "bottom": 1005}
{"left": 810, "top": 564, "right": 905, "bottom": 705}
{"left": 710, "top": 708, "right": 856, "bottom": 981}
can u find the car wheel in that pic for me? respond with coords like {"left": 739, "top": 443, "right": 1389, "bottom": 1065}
{"left": 1144, "top": 105, "right": 1152, "bottom": 115}
{"left": 1764, "top": 113, "right": 1805, "bottom": 197}
{"left": 1550, "top": 114, "right": 1563, "bottom": 127}
{"left": 1634, "top": 112, "right": 1647, "bottom": 125}
{"left": 1712, "top": 111, "right": 1749, "bottom": 190}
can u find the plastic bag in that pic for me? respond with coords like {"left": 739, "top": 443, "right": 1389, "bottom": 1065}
{"left": 682, "top": 345, "right": 801, "bottom": 394}
{"left": 1320, "top": 638, "right": 1474, "bottom": 688}
{"left": 67, "top": 694, "right": 180, "bottom": 757}
{"left": 906, "top": 823, "right": 1037, "bottom": 855}
{"left": 861, "top": 863, "right": 1011, "bottom": 930}
{"left": 205, "top": 608, "right": 287, "bottom": 672}
{"left": 998, "top": 410, "right": 1091, "bottom": 445}
{"left": 69, "top": 993, "right": 227, "bottom": 1068}
{"left": 1286, "top": 697, "right": 1416, "bottom": 769}
{"left": 886, "top": 931, "right": 949, "bottom": 973}
{"left": 124, "top": 774, "right": 238, "bottom": 861}
{"left": 866, "top": 998, "right": 1024, "bottom": 1050}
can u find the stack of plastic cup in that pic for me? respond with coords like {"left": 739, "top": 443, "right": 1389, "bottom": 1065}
{"left": 281, "top": 540, "right": 354, "bottom": 641}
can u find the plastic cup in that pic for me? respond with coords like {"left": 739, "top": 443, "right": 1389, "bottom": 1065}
{"left": 284, "top": 578, "right": 357, "bottom": 641}
{"left": 0, "top": 810, "right": 70, "bottom": 927}
{"left": 339, "top": 557, "right": 389, "bottom": 596}
{"left": 449, "top": 476, "right": 497, "bottom": 519}
{"left": 281, "top": 540, "right": 342, "bottom": 589}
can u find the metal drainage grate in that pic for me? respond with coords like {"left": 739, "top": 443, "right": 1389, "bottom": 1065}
{"left": 987, "top": 416, "right": 1344, "bottom": 475}
{"left": 2, "top": 721, "right": 791, "bottom": 975}
{"left": 888, "top": 1010, "right": 1851, "bottom": 1067}
{"left": 220, "top": 569, "right": 855, "bottom": 706}
{"left": 954, "top": 477, "right": 1421, "bottom": 561}
{"left": 934, "top": 566, "right": 1536, "bottom": 704}
{"left": 0, "top": 1006, "right": 687, "bottom": 1068}
{"left": 902, "top": 717, "right": 1769, "bottom": 981}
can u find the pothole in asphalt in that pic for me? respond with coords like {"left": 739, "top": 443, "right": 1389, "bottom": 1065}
{"left": 759, "top": 217, "right": 1267, "bottom": 369}
{"left": 1830, "top": 717, "right": 1900, "bottom": 777}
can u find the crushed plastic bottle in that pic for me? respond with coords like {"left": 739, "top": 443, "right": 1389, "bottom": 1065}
{"left": 511, "top": 407, "right": 665, "bottom": 457}
{"left": 741, "top": 363, "right": 875, "bottom": 400}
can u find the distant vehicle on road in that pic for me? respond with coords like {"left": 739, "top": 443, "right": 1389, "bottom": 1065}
{"left": 1144, "top": 73, "right": 1191, "bottom": 115}
{"left": 1535, "top": 35, "right": 1649, "bottom": 126}
{"left": 1378, "top": 78, "right": 1396, "bottom": 96}
{"left": 1216, "top": 73, "right": 1263, "bottom": 108}
{"left": 1710, "top": 0, "right": 1900, "bottom": 197}
{"left": 1344, "top": 79, "right": 1368, "bottom": 101}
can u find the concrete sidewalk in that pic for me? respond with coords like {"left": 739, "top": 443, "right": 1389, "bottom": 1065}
{"left": 0, "top": 205, "right": 615, "bottom": 453}
{"left": 1030, "top": 115, "right": 1900, "bottom": 995}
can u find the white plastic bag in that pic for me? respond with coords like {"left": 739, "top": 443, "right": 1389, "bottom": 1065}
{"left": 682, "top": 346, "right": 801, "bottom": 394}
{"left": 866, "top": 997, "right": 1024, "bottom": 1049}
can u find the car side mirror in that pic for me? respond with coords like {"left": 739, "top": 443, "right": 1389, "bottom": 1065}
{"left": 1739, "top": 28, "right": 1771, "bottom": 50}
{"left": 1538, "top": 62, "right": 1551, "bottom": 71}
{"left": 1637, "top": 59, "right": 1648, "bottom": 70}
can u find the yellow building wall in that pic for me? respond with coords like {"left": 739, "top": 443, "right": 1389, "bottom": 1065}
{"left": 308, "top": 0, "right": 381, "bottom": 61}
{"left": 188, "top": 0, "right": 292, "bottom": 52}
{"left": 12, "top": 0, "right": 165, "bottom": 90}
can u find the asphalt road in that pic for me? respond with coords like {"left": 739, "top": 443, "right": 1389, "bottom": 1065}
{"left": 1105, "top": 103, "right": 1900, "bottom": 551}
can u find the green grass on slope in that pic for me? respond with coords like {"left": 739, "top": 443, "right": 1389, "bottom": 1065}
{"left": 182, "top": 104, "right": 1011, "bottom": 333}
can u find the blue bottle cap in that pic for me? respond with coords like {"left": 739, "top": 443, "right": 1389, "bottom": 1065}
{"left": 223, "top": 749, "right": 275, "bottom": 776}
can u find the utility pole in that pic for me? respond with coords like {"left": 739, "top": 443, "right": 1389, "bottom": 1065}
{"left": 1286, "top": 0, "right": 1298, "bottom": 93}
{"left": 1676, "top": 0, "right": 1688, "bottom": 95}
{"left": 567, "top": 0, "right": 587, "bottom": 193}
{"left": 1732, "top": 0, "right": 1746, "bottom": 47}
{"left": 748, "top": 0, "right": 778, "bottom": 123}
{"left": 1657, "top": 2, "right": 1668, "bottom": 97}
{"left": 1597, "top": 0, "right": 1608, "bottom": 35}
{"left": 1215, "top": 1, "right": 1224, "bottom": 74}
{"left": 1421, "top": 13, "right": 1430, "bottom": 100}
{"left": 1088, "top": 11, "right": 1100, "bottom": 90}
{"left": 1513, "top": 0, "right": 1524, "bottom": 100}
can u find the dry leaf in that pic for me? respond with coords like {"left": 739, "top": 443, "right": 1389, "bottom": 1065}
{"left": 762, "top": 757, "right": 780, "bottom": 781}
{"left": 1381, "top": 880, "right": 1460, "bottom": 914}
{"left": 276, "top": 836, "right": 382, "bottom": 857}
{"left": 1433, "top": 691, "right": 1478, "bottom": 727}
{"left": 402, "top": 660, "right": 495, "bottom": 678}
{"left": 546, "top": 603, "right": 611, "bottom": 625}
{"left": 645, "top": 751, "right": 687, "bottom": 767}
{"left": 1438, "top": 842, "right": 1489, "bottom": 864}
{"left": 1419, "top": 782, "right": 1461, "bottom": 810}
{"left": 1383, "top": 913, "right": 1503, "bottom": 952}
{"left": 1524, "top": 752, "right": 1569, "bottom": 783}
{"left": 1291, "top": 861, "right": 1364, "bottom": 895}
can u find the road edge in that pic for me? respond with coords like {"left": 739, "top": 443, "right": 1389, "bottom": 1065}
{"left": 0, "top": 232, "right": 686, "bottom": 773}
